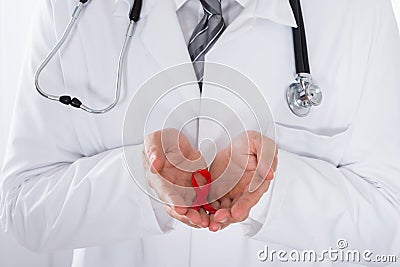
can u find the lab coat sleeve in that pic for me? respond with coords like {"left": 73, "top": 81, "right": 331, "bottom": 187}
{"left": 244, "top": 0, "right": 400, "bottom": 261}
{"left": 0, "top": 0, "right": 174, "bottom": 252}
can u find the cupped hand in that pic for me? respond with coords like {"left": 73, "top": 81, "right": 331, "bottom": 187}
{"left": 143, "top": 128, "right": 210, "bottom": 228}
{"left": 207, "top": 131, "right": 278, "bottom": 232}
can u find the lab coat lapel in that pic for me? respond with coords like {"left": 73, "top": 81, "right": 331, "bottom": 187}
{"left": 114, "top": 0, "right": 297, "bottom": 72}
{"left": 140, "top": 0, "right": 194, "bottom": 70}
{"left": 210, "top": 0, "right": 297, "bottom": 52}
{"left": 209, "top": 0, "right": 258, "bottom": 52}
{"left": 114, "top": 0, "right": 194, "bottom": 69}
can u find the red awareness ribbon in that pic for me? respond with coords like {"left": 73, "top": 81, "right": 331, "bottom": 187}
{"left": 190, "top": 169, "right": 217, "bottom": 214}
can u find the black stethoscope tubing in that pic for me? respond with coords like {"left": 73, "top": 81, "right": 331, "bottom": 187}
{"left": 289, "top": 0, "right": 310, "bottom": 74}
{"left": 129, "top": 0, "right": 143, "bottom": 22}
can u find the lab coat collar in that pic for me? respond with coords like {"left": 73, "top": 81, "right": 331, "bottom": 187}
{"left": 256, "top": 0, "right": 297, "bottom": 27}
{"left": 114, "top": 0, "right": 297, "bottom": 28}
{"left": 114, "top": 0, "right": 248, "bottom": 16}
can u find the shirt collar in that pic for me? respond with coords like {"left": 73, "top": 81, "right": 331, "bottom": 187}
{"left": 115, "top": 0, "right": 297, "bottom": 28}
{"left": 174, "top": 0, "right": 250, "bottom": 10}
{"left": 174, "top": 0, "right": 296, "bottom": 27}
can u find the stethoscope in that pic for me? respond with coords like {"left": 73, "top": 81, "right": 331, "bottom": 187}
{"left": 35, "top": 0, "right": 143, "bottom": 114}
{"left": 287, "top": 0, "right": 322, "bottom": 117}
{"left": 34, "top": 0, "right": 322, "bottom": 117}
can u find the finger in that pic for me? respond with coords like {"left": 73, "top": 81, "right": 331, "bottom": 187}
{"left": 248, "top": 173, "right": 266, "bottom": 193}
{"left": 208, "top": 214, "right": 221, "bottom": 232}
{"left": 214, "top": 221, "right": 231, "bottom": 232}
{"left": 271, "top": 148, "right": 278, "bottom": 173}
{"left": 213, "top": 197, "right": 232, "bottom": 223}
{"left": 209, "top": 220, "right": 231, "bottom": 232}
{"left": 234, "top": 178, "right": 271, "bottom": 221}
{"left": 209, "top": 210, "right": 231, "bottom": 232}
{"left": 199, "top": 208, "right": 210, "bottom": 228}
{"left": 173, "top": 205, "right": 189, "bottom": 216}
{"left": 166, "top": 205, "right": 187, "bottom": 222}
{"left": 144, "top": 135, "right": 166, "bottom": 174}
{"left": 150, "top": 156, "right": 165, "bottom": 174}
{"left": 205, "top": 201, "right": 221, "bottom": 231}
{"left": 163, "top": 129, "right": 206, "bottom": 173}
{"left": 209, "top": 200, "right": 221, "bottom": 210}
{"left": 209, "top": 197, "right": 231, "bottom": 231}
{"left": 142, "top": 148, "right": 151, "bottom": 170}
{"left": 263, "top": 148, "right": 278, "bottom": 182}
{"left": 154, "top": 180, "right": 190, "bottom": 211}
{"left": 232, "top": 179, "right": 271, "bottom": 222}
{"left": 230, "top": 193, "right": 263, "bottom": 222}
{"left": 165, "top": 206, "right": 200, "bottom": 229}
{"left": 185, "top": 208, "right": 203, "bottom": 227}
{"left": 258, "top": 178, "right": 272, "bottom": 195}
{"left": 265, "top": 168, "right": 275, "bottom": 181}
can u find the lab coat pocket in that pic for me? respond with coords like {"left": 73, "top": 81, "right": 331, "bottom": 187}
{"left": 274, "top": 123, "right": 353, "bottom": 166}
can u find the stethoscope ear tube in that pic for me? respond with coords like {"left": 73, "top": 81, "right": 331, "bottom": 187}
{"left": 34, "top": 2, "right": 85, "bottom": 103}
{"left": 129, "top": 0, "right": 143, "bottom": 22}
{"left": 34, "top": 0, "right": 142, "bottom": 114}
{"left": 289, "top": 0, "right": 310, "bottom": 74}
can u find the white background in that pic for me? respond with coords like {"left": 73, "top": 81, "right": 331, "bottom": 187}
{"left": 1, "top": 1, "right": 400, "bottom": 267}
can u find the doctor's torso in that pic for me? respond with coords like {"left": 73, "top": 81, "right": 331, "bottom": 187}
{"left": 52, "top": 0, "right": 371, "bottom": 153}
{"left": 26, "top": 0, "right": 385, "bottom": 266}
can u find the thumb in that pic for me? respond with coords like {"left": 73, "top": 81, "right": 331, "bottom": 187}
{"left": 145, "top": 140, "right": 166, "bottom": 174}
{"left": 149, "top": 152, "right": 165, "bottom": 174}
{"left": 249, "top": 135, "right": 276, "bottom": 192}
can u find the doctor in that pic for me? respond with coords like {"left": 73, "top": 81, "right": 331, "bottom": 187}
{"left": 1, "top": 0, "right": 400, "bottom": 266}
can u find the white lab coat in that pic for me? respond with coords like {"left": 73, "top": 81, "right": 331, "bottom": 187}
{"left": 1, "top": 0, "right": 400, "bottom": 266}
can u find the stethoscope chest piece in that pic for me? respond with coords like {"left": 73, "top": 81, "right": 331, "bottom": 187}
{"left": 286, "top": 73, "right": 322, "bottom": 117}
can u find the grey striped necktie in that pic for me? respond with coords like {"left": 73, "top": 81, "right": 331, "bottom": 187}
{"left": 188, "top": 0, "right": 226, "bottom": 90}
